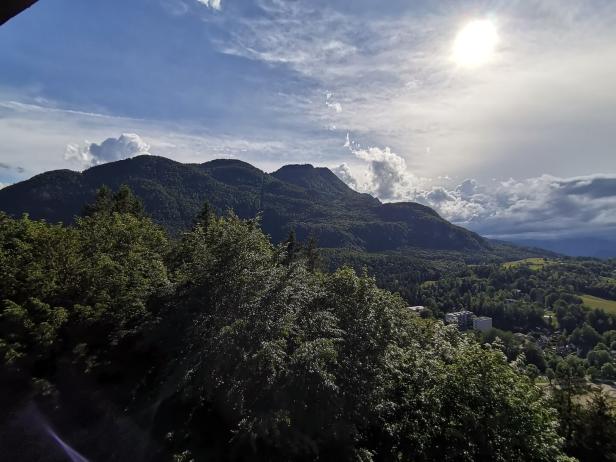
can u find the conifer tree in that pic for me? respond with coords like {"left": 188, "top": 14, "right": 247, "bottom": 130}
{"left": 305, "top": 234, "right": 320, "bottom": 273}
{"left": 195, "top": 200, "right": 215, "bottom": 229}
{"left": 284, "top": 229, "right": 298, "bottom": 265}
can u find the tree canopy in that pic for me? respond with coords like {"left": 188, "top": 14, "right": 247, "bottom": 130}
{"left": 0, "top": 187, "right": 597, "bottom": 461}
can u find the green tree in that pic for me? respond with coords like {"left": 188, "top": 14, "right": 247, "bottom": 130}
{"left": 283, "top": 229, "right": 298, "bottom": 265}
{"left": 161, "top": 215, "right": 569, "bottom": 461}
{"left": 570, "top": 323, "right": 601, "bottom": 354}
{"left": 565, "top": 391, "right": 616, "bottom": 461}
{"left": 304, "top": 234, "right": 321, "bottom": 273}
{"left": 83, "top": 184, "right": 144, "bottom": 217}
{"left": 601, "top": 363, "right": 616, "bottom": 381}
{"left": 194, "top": 200, "right": 215, "bottom": 229}
{"left": 551, "top": 355, "right": 589, "bottom": 448}
{"left": 587, "top": 347, "right": 612, "bottom": 368}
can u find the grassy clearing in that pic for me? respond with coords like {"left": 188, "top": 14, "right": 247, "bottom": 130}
{"left": 581, "top": 294, "right": 616, "bottom": 314}
{"left": 503, "top": 258, "right": 549, "bottom": 271}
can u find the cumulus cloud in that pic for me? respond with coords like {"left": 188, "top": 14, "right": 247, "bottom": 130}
{"left": 339, "top": 134, "right": 411, "bottom": 200}
{"left": 196, "top": 0, "right": 221, "bottom": 10}
{"left": 332, "top": 147, "right": 616, "bottom": 241}
{"left": 332, "top": 163, "right": 357, "bottom": 190}
{"left": 64, "top": 133, "right": 150, "bottom": 169}
{"left": 354, "top": 146, "right": 408, "bottom": 199}
{"left": 412, "top": 174, "right": 616, "bottom": 240}
{"left": 333, "top": 133, "right": 616, "bottom": 241}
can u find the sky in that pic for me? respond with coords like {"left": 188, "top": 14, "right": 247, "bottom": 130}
{"left": 1, "top": 0, "right": 616, "bottom": 242}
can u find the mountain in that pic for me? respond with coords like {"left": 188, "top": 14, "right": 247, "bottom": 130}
{"left": 0, "top": 155, "right": 546, "bottom": 263}
{"left": 508, "top": 236, "right": 616, "bottom": 259}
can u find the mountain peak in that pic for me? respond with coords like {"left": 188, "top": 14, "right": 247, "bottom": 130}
{"left": 201, "top": 158, "right": 260, "bottom": 169}
{"left": 271, "top": 164, "right": 353, "bottom": 197}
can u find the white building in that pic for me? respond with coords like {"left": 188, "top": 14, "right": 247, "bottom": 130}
{"left": 407, "top": 306, "right": 428, "bottom": 316}
{"left": 445, "top": 311, "right": 492, "bottom": 332}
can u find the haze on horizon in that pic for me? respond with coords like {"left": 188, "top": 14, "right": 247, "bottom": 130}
{"left": 1, "top": 0, "right": 615, "bottom": 247}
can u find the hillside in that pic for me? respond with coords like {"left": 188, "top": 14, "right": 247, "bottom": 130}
{"left": 0, "top": 155, "right": 502, "bottom": 254}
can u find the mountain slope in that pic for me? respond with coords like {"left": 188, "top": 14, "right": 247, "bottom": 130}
{"left": 0, "top": 155, "right": 494, "bottom": 253}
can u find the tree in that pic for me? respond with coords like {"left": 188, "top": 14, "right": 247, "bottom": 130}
{"left": 112, "top": 184, "right": 145, "bottom": 216}
{"left": 83, "top": 184, "right": 144, "bottom": 217}
{"left": 525, "top": 363, "right": 540, "bottom": 382}
{"left": 604, "top": 330, "right": 616, "bottom": 346}
{"left": 283, "top": 229, "right": 298, "bottom": 265}
{"left": 601, "top": 363, "right": 616, "bottom": 381}
{"left": 546, "top": 367, "right": 556, "bottom": 385}
{"left": 0, "top": 214, "right": 78, "bottom": 379}
{"left": 304, "top": 234, "right": 321, "bottom": 273}
{"left": 587, "top": 347, "right": 612, "bottom": 368}
{"left": 563, "top": 391, "right": 616, "bottom": 462}
{"left": 570, "top": 323, "right": 602, "bottom": 354}
{"left": 524, "top": 342, "right": 547, "bottom": 372}
{"left": 0, "top": 211, "right": 575, "bottom": 461}
{"left": 551, "top": 355, "right": 589, "bottom": 448}
{"left": 194, "top": 200, "right": 215, "bottom": 229}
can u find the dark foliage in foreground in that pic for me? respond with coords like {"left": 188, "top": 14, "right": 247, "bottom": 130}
{"left": 0, "top": 189, "right": 572, "bottom": 461}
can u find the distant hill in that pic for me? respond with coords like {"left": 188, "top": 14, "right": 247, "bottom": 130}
{"left": 508, "top": 236, "right": 616, "bottom": 259}
{"left": 0, "top": 155, "right": 547, "bottom": 270}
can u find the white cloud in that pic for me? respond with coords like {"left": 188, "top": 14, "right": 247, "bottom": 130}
{"left": 352, "top": 146, "right": 408, "bottom": 199}
{"left": 332, "top": 163, "right": 357, "bottom": 190}
{"left": 412, "top": 174, "right": 616, "bottom": 239}
{"left": 64, "top": 133, "right": 151, "bottom": 169}
{"left": 215, "top": 1, "right": 357, "bottom": 73}
{"left": 196, "top": 0, "right": 221, "bottom": 11}
{"left": 332, "top": 147, "right": 616, "bottom": 240}
{"left": 209, "top": 0, "right": 616, "bottom": 182}
{"left": 338, "top": 134, "right": 416, "bottom": 200}
{"left": 325, "top": 92, "right": 343, "bottom": 113}
{"left": 0, "top": 98, "right": 333, "bottom": 174}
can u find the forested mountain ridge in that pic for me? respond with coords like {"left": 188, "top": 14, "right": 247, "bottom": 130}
{"left": 0, "top": 154, "right": 494, "bottom": 253}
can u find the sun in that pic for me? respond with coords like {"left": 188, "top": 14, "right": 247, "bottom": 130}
{"left": 452, "top": 19, "right": 499, "bottom": 68}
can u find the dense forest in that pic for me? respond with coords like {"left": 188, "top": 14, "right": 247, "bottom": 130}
{"left": 1, "top": 186, "right": 615, "bottom": 461}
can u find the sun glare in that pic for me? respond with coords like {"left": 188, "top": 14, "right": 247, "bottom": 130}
{"left": 453, "top": 19, "right": 499, "bottom": 68}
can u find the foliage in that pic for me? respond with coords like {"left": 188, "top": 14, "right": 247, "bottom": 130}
{"left": 0, "top": 189, "right": 574, "bottom": 461}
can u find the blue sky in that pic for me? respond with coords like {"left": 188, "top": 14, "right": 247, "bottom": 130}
{"left": 1, "top": 0, "right": 616, "bottom": 241}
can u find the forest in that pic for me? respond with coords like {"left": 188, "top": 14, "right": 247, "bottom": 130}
{"left": 410, "top": 258, "right": 616, "bottom": 377}
{"left": 1, "top": 186, "right": 615, "bottom": 461}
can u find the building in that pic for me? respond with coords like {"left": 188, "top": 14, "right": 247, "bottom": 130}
{"left": 445, "top": 311, "right": 474, "bottom": 330}
{"left": 445, "top": 310, "right": 492, "bottom": 332}
{"left": 407, "top": 306, "right": 429, "bottom": 316}
{"left": 472, "top": 316, "right": 492, "bottom": 332}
